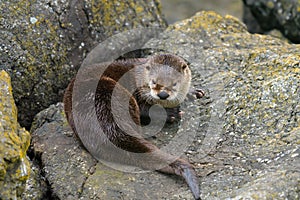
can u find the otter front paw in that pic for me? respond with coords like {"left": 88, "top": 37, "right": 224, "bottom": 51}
{"left": 192, "top": 89, "right": 205, "bottom": 99}
{"left": 165, "top": 107, "right": 181, "bottom": 123}
{"left": 187, "top": 89, "right": 205, "bottom": 100}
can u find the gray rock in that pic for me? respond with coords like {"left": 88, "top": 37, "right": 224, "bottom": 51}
{"left": 0, "top": 0, "right": 167, "bottom": 129}
{"left": 243, "top": 0, "right": 300, "bottom": 43}
{"left": 30, "top": 103, "right": 98, "bottom": 200}
{"left": 161, "top": 0, "right": 242, "bottom": 24}
{"left": 30, "top": 11, "right": 300, "bottom": 200}
{"left": 145, "top": 11, "right": 300, "bottom": 199}
{"left": 21, "top": 161, "right": 48, "bottom": 200}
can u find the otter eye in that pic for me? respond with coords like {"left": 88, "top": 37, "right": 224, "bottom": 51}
{"left": 146, "top": 65, "right": 150, "bottom": 70}
{"left": 151, "top": 80, "right": 156, "bottom": 85}
{"left": 173, "top": 82, "right": 177, "bottom": 87}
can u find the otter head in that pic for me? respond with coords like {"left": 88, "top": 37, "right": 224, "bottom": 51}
{"left": 135, "top": 54, "right": 191, "bottom": 108}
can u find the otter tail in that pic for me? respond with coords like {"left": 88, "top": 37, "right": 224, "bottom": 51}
{"left": 159, "top": 159, "right": 201, "bottom": 200}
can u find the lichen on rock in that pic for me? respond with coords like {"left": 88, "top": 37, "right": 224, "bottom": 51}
{"left": 0, "top": 70, "right": 31, "bottom": 199}
{"left": 0, "top": 0, "right": 167, "bottom": 129}
{"left": 29, "top": 10, "right": 300, "bottom": 199}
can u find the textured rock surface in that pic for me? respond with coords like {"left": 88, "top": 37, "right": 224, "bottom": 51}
{"left": 21, "top": 161, "right": 48, "bottom": 200}
{"left": 243, "top": 0, "right": 300, "bottom": 43}
{"left": 0, "top": 71, "right": 31, "bottom": 199}
{"left": 161, "top": 0, "right": 242, "bottom": 23}
{"left": 30, "top": 11, "right": 300, "bottom": 199}
{"left": 145, "top": 11, "right": 300, "bottom": 199}
{"left": 30, "top": 103, "right": 98, "bottom": 199}
{"left": 0, "top": 0, "right": 167, "bottom": 129}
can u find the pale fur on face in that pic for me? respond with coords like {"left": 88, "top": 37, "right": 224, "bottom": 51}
{"left": 135, "top": 55, "right": 191, "bottom": 108}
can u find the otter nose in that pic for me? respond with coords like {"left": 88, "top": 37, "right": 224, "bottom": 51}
{"left": 158, "top": 91, "right": 169, "bottom": 100}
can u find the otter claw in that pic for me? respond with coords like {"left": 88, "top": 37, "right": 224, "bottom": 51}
{"left": 188, "top": 89, "right": 205, "bottom": 100}
{"left": 193, "top": 89, "right": 205, "bottom": 99}
{"left": 179, "top": 110, "right": 185, "bottom": 117}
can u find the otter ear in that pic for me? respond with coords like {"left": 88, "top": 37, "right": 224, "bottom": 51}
{"left": 181, "top": 63, "right": 188, "bottom": 71}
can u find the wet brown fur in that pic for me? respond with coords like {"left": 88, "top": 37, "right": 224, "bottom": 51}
{"left": 63, "top": 54, "right": 201, "bottom": 200}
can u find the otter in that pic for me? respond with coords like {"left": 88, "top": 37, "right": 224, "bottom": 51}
{"left": 63, "top": 54, "right": 203, "bottom": 200}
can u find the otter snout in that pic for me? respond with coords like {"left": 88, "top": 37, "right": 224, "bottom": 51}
{"left": 158, "top": 91, "right": 170, "bottom": 100}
